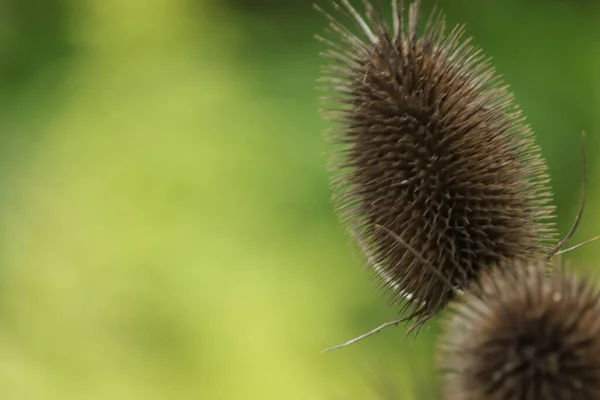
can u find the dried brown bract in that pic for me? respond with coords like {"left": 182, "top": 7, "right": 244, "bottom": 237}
{"left": 439, "top": 263, "right": 600, "bottom": 400}
{"left": 316, "top": 0, "right": 556, "bottom": 326}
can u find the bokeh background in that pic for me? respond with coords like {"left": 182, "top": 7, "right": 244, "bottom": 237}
{"left": 0, "top": 0, "right": 598, "bottom": 399}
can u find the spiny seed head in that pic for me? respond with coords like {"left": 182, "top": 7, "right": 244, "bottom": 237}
{"left": 439, "top": 263, "right": 600, "bottom": 400}
{"left": 316, "top": 0, "right": 556, "bottom": 325}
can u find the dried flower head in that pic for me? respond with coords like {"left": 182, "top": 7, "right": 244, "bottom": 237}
{"left": 439, "top": 263, "right": 600, "bottom": 400}
{"left": 316, "top": 0, "right": 556, "bottom": 325}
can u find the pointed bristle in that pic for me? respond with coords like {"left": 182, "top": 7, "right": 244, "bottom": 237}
{"left": 439, "top": 263, "right": 600, "bottom": 399}
{"left": 316, "top": 0, "right": 556, "bottom": 326}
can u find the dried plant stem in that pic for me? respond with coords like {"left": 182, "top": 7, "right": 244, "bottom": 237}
{"left": 555, "top": 235, "right": 600, "bottom": 256}
{"left": 547, "top": 131, "right": 588, "bottom": 259}
{"left": 321, "top": 318, "right": 407, "bottom": 353}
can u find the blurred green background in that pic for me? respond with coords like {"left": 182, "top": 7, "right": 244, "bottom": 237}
{"left": 0, "top": 0, "right": 598, "bottom": 399}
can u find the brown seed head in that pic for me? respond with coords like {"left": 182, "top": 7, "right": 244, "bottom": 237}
{"left": 439, "top": 263, "right": 600, "bottom": 400}
{"left": 316, "top": 0, "right": 556, "bottom": 324}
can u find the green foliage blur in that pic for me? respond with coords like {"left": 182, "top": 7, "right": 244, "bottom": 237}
{"left": 0, "top": 0, "right": 598, "bottom": 398}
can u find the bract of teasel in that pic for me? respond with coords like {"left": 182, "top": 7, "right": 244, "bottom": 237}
{"left": 439, "top": 261, "right": 600, "bottom": 400}
{"left": 315, "top": 0, "right": 556, "bottom": 330}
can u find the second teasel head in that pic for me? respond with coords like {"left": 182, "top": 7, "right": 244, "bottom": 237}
{"left": 439, "top": 263, "right": 600, "bottom": 400}
{"left": 317, "top": 0, "right": 556, "bottom": 325}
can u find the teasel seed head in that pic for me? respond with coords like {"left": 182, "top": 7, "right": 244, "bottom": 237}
{"left": 316, "top": 0, "right": 556, "bottom": 325}
{"left": 439, "top": 263, "right": 600, "bottom": 400}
